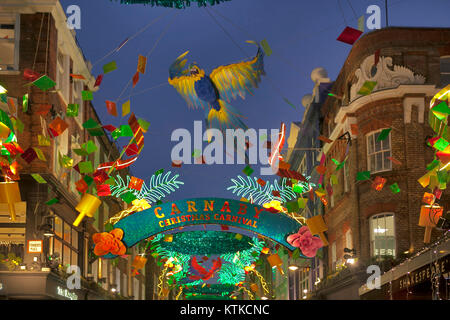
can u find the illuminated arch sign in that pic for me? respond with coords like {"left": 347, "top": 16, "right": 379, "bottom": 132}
{"left": 108, "top": 198, "right": 303, "bottom": 254}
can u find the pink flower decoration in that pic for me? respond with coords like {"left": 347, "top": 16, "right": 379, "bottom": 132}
{"left": 287, "top": 226, "right": 323, "bottom": 257}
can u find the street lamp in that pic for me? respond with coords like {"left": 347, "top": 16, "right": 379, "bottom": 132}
{"left": 288, "top": 265, "right": 299, "bottom": 271}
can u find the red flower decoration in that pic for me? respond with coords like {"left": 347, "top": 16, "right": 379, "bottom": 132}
{"left": 287, "top": 226, "right": 323, "bottom": 257}
{"left": 93, "top": 229, "right": 126, "bottom": 256}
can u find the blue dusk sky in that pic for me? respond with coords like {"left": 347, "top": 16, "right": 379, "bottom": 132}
{"left": 60, "top": 0, "right": 449, "bottom": 201}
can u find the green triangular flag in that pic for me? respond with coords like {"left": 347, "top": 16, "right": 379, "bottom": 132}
{"left": 260, "top": 39, "right": 272, "bottom": 56}
{"left": 82, "top": 118, "right": 99, "bottom": 129}
{"left": 83, "top": 175, "right": 94, "bottom": 186}
{"left": 432, "top": 101, "right": 450, "bottom": 115}
{"left": 357, "top": 81, "right": 377, "bottom": 95}
{"left": 137, "top": 118, "right": 150, "bottom": 132}
{"left": 434, "top": 138, "right": 449, "bottom": 151}
{"left": 243, "top": 165, "right": 254, "bottom": 176}
{"left": 73, "top": 148, "right": 89, "bottom": 156}
{"left": 389, "top": 183, "right": 400, "bottom": 194}
{"left": 23, "top": 94, "right": 29, "bottom": 113}
{"left": 103, "top": 61, "right": 117, "bottom": 74}
{"left": 121, "top": 191, "right": 137, "bottom": 204}
{"left": 66, "top": 104, "right": 79, "bottom": 117}
{"left": 32, "top": 75, "right": 56, "bottom": 91}
{"left": 119, "top": 125, "right": 133, "bottom": 137}
{"left": 356, "top": 171, "right": 371, "bottom": 181}
{"left": 31, "top": 173, "right": 47, "bottom": 184}
{"left": 82, "top": 91, "right": 93, "bottom": 101}
{"left": 285, "top": 200, "right": 300, "bottom": 212}
{"left": 376, "top": 128, "right": 392, "bottom": 141}
{"left": 82, "top": 140, "right": 98, "bottom": 154}
{"left": 78, "top": 161, "right": 94, "bottom": 174}
{"left": 45, "top": 198, "right": 59, "bottom": 205}
{"left": 283, "top": 97, "right": 296, "bottom": 108}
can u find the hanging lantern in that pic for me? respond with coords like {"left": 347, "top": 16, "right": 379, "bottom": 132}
{"left": 250, "top": 283, "right": 259, "bottom": 293}
{"left": 73, "top": 193, "right": 101, "bottom": 227}
{"left": 306, "top": 215, "right": 328, "bottom": 246}
{"left": 0, "top": 181, "right": 21, "bottom": 221}
{"left": 419, "top": 204, "right": 443, "bottom": 243}
{"left": 267, "top": 253, "right": 284, "bottom": 275}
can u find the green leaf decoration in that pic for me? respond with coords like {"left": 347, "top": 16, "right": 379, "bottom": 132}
{"left": 110, "top": 171, "right": 184, "bottom": 204}
{"left": 226, "top": 175, "right": 298, "bottom": 205}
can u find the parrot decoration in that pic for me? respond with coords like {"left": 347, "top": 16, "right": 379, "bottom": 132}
{"left": 189, "top": 256, "right": 222, "bottom": 281}
{"left": 168, "top": 41, "right": 265, "bottom": 134}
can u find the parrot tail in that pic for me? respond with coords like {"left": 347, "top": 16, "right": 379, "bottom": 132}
{"left": 205, "top": 99, "right": 248, "bottom": 135}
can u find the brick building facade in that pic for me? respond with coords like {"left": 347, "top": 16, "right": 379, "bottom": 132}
{"left": 311, "top": 27, "right": 450, "bottom": 299}
{"left": 0, "top": 0, "right": 146, "bottom": 300}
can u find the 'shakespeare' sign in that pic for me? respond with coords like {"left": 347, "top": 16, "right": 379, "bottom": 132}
{"left": 112, "top": 198, "right": 302, "bottom": 252}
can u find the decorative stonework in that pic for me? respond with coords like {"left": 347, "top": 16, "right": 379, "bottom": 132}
{"left": 350, "top": 55, "right": 426, "bottom": 102}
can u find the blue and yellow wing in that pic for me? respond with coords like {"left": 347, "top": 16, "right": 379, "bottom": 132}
{"left": 209, "top": 41, "right": 265, "bottom": 103}
{"left": 168, "top": 51, "right": 207, "bottom": 110}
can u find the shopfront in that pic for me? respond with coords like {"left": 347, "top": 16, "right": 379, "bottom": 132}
{"left": 0, "top": 270, "right": 109, "bottom": 300}
{"left": 359, "top": 237, "right": 450, "bottom": 300}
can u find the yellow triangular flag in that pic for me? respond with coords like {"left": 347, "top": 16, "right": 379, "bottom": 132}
{"left": 122, "top": 100, "right": 130, "bottom": 117}
{"left": 33, "top": 147, "right": 47, "bottom": 161}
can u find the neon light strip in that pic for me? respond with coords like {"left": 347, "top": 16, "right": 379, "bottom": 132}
{"left": 268, "top": 122, "right": 285, "bottom": 167}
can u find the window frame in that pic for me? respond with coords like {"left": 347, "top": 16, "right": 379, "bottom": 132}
{"left": 440, "top": 55, "right": 450, "bottom": 87}
{"left": 366, "top": 129, "right": 392, "bottom": 174}
{"left": 369, "top": 212, "right": 397, "bottom": 259}
{"left": 0, "top": 13, "right": 20, "bottom": 72}
{"left": 50, "top": 216, "right": 79, "bottom": 268}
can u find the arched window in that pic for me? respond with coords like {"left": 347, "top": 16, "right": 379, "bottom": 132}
{"left": 366, "top": 129, "right": 392, "bottom": 173}
{"left": 440, "top": 56, "right": 450, "bottom": 87}
{"left": 369, "top": 213, "right": 396, "bottom": 259}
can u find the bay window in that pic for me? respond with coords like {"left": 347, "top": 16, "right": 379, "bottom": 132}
{"left": 367, "top": 129, "right": 392, "bottom": 173}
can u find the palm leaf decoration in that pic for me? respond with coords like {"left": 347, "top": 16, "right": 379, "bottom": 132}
{"left": 226, "top": 175, "right": 297, "bottom": 205}
{"left": 110, "top": 171, "right": 184, "bottom": 204}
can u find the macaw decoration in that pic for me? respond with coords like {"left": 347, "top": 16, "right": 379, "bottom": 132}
{"left": 168, "top": 41, "right": 265, "bottom": 133}
{"left": 189, "top": 256, "right": 222, "bottom": 281}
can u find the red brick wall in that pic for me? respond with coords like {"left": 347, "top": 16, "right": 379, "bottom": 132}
{"left": 320, "top": 28, "right": 450, "bottom": 271}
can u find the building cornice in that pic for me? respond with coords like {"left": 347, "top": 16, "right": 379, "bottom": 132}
{"left": 323, "top": 85, "right": 438, "bottom": 154}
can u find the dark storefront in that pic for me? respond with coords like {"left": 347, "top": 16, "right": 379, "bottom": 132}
{"left": 360, "top": 238, "right": 450, "bottom": 300}
{"left": 0, "top": 271, "right": 111, "bottom": 300}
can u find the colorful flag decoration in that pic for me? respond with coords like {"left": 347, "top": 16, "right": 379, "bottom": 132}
{"left": 82, "top": 91, "right": 93, "bottom": 101}
{"left": 337, "top": 26, "right": 363, "bottom": 45}
{"left": 137, "top": 55, "right": 147, "bottom": 74}
{"left": 357, "top": 81, "right": 377, "bottom": 95}
{"left": 32, "top": 75, "right": 56, "bottom": 91}
{"left": 36, "top": 104, "right": 52, "bottom": 116}
{"left": 31, "top": 173, "right": 47, "bottom": 184}
{"left": 376, "top": 128, "right": 391, "bottom": 141}
{"left": 243, "top": 165, "right": 254, "bottom": 176}
{"left": 94, "top": 74, "right": 104, "bottom": 87}
{"left": 122, "top": 100, "right": 130, "bottom": 117}
{"left": 132, "top": 72, "right": 139, "bottom": 88}
{"left": 356, "top": 171, "right": 371, "bottom": 181}
{"left": 260, "top": 39, "right": 272, "bottom": 56}
{"left": 97, "top": 184, "right": 111, "bottom": 197}
{"left": 105, "top": 101, "right": 118, "bottom": 116}
{"left": 66, "top": 104, "right": 79, "bottom": 117}
{"left": 103, "top": 61, "right": 117, "bottom": 74}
